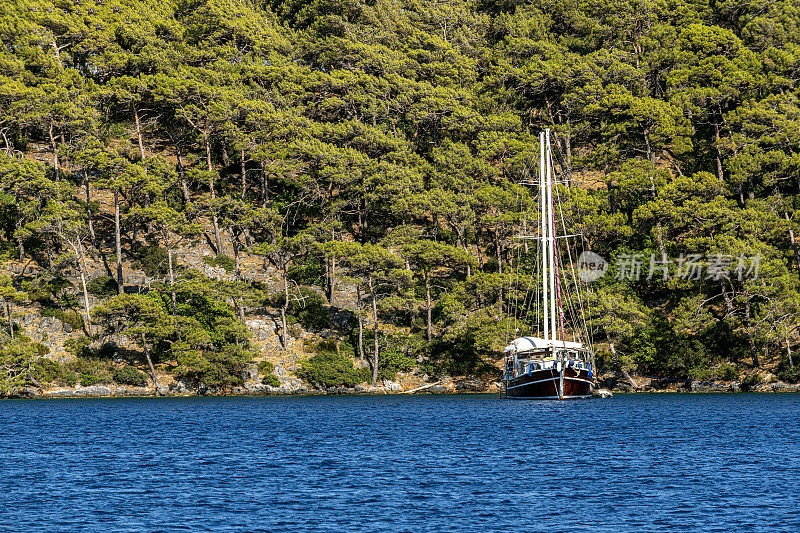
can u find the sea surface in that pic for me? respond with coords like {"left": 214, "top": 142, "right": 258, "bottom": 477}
{"left": 1, "top": 393, "right": 798, "bottom": 532}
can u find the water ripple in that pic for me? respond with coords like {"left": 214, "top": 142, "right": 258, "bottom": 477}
{"left": 0, "top": 394, "right": 799, "bottom": 531}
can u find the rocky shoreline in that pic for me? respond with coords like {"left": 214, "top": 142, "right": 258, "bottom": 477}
{"left": 5, "top": 372, "right": 800, "bottom": 399}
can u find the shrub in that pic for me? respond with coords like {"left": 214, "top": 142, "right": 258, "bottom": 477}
{"left": 287, "top": 258, "right": 324, "bottom": 285}
{"left": 380, "top": 347, "right": 416, "bottom": 374}
{"left": 777, "top": 366, "right": 800, "bottom": 384}
{"left": 132, "top": 244, "right": 169, "bottom": 277}
{"left": 257, "top": 360, "right": 274, "bottom": 375}
{"left": 306, "top": 338, "right": 342, "bottom": 355}
{"left": 293, "top": 288, "right": 330, "bottom": 330}
{"left": 67, "top": 358, "right": 112, "bottom": 386}
{"left": 22, "top": 274, "right": 72, "bottom": 305}
{"left": 262, "top": 374, "right": 280, "bottom": 387}
{"left": 64, "top": 335, "right": 93, "bottom": 357}
{"left": 113, "top": 366, "right": 149, "bottom": 387}
{"left": 300, "top": 352, "right": 367, "bottom": 388}
{"left": 203, "top": 254, "right": 235, "bottom": 273}
{"left": 288, "top": 323, "right": 302, "bottom": 339}
{"left": 79, "top": 373, "right": 103, "bottom": 386}
{"left": 31, "top": 343, "right": 49, "bottom": 356}
{"left": 688, "top": 363, "right": 738, "bottom": 382}
{"left": 41, "top": 308, "right": 85, "bottom": 331}
{"left": 86, "top": 275, "right": 119, "bottom": 297}
{"left": 740, "top": 373, "right": 763, "bottom": 391}
{"left": 715, "top": 363, "right": 739, "bottom": 382}
{"left": 30, "top": 357, "right": 62, "bottom": 383}
{"left": 59, "top": 372, "right": 78, "bottom": 387}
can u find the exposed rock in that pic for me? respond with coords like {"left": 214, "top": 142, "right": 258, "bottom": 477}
{"left": 455, "top": 378, "right": 486, "bottom": 392}
{"left": 244, "top": 382, "right": 267, "bottom": 394}
{"left": 689, "top": 381, "right": 728, "bottom": 393}
{"left": 246, "top": 318, "right": 279, "bottom": 341}
{"left": 242, "top": 364, "right": 258, "bottom": 382}
{"left": 44, "top": 388, "right": 78, "bottom": 397}
{"left": 75, "top": 385, "right": 112, "bottom": 396}
{"left": 612, "top": 381, "right": 634, "bottom": 393}
{"left": 169, "top": 380, "right": 191, "bottom": 394}
{"left": 11, "top": 387, "right": 40, "bottom": 398}
{"left": 382, "top": 379, "right": 401, "bottom": 392}
{"left": 772, "top": 381, "right": 800, "bottom": 393}
{"left": 420, "top": 385, "right": 450, "bottom": 394}
{"left": 111, "top": 386, "right": 153, "bottom": 396}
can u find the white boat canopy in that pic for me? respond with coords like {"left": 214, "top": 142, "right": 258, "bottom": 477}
{"left": 504, "top": 336, "right": 584, "bottom": 353}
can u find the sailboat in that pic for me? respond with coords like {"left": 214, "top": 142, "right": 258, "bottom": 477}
{"left": 503, "top": 129, "right": 596, "bottom": 400}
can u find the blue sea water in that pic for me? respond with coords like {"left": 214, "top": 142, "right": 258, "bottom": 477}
{"left": 1, "top": 394, "right": 799, "bottom": 532}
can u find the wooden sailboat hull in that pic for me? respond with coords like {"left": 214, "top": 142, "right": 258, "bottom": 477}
{"left": 505, "top": 368, "right": 593, "bottom": 399}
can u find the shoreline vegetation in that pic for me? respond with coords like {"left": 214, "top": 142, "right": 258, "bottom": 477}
{"left": 2, "top": 1, "right": 800, "bottom": 397}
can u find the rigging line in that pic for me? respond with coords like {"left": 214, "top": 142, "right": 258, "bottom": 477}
{"left": 553, "top": 182, "right": 581, "bottom": 343}
{"left": 509, "top": 166, "right": 527, "bottom": 344}
{"left": 521, "top": 179, "right": 538, "bottom": 333}
{"left": 511, "top": 170, "right": 524, "bottom": 338}
{"left": 554, "top": 181, "right": 584, "bottom": 343}
{"left": 518, "top": 240, "right": 537, "bottom": 336}
{"left": 548, "top": 139, "right": 568, "bottom": 348}
{"left": 555, "top": 179, "right": 592, "bottom": 348}
{"left": 517, "top": 161, "right": 538, "bottom": 337}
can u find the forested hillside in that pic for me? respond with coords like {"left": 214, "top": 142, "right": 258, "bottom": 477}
{"left": 1, "top": 0, "right": 799, "bottom": 394}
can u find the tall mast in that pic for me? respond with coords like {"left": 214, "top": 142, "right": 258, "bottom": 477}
{"left": 540, "top": 131, "right": 548, "bottom": 342}
{"left": 546, "top": 129, "right": 557, "bottom": 342}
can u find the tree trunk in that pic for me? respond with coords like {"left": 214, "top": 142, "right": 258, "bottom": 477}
{"left": 356, "top": 284, "right": 365, "bottom": 361}
{"left": 720, "top": 280, "right": 735, "bottom": 316}
{"left": 240, "top": 147, "right": 247, "bottom": 200}
{"left": 50, "top": 39, "right": 64, "bottom": 69}
{"left": 646, "top": 173, "right": 667, "bottom": 258}
{"left": 133, "top": 103, "right": 145, "bottom": 160}
{"left": 140, "top": 332, "right": 158, "bottom": 388}
{"left": 205, "top": 135, "right": 223, "bottom": 254}
{"left": 324, "top": 255, "right": 331, "bottom": 302}
{"left": 176, "top": 144, "right": 191, "bottom": 205}
{"left": 714, "top": 122, "right": 725, "bottom": 185}
{"left": 231, "top": 230, "right": 242, "bottom": 280}
{"left": 786, "top": 336, "right": 794, "bottom": 369}
{"left": 425, "top": 270, "right": 432, "bottom": 343}
{"left": 330, "top": 256, "right": 336, "bottom": 306}
{"left": 495, "top": 233, "right": 503, "bottom": 274}
{"left": 48, "top": 122, "right": 59, "bottom": 181}
{"left": 114, "top": 189, "right": 124, "bottom": 294}
{"left": 221, "top": 144, "right": 230, "bottom": 168}
{"left": 786, "top": 212, "right": 800, "bottom": 275}
{"left": 167, "top": 246, "right": 177, "bottom": 314}
{"left": 456, "top": 230, "right": 471, "bottom": 277}
{"left": 84, "top": 174, "right": 96, "bottom": 247}
{"left": 261, "top": 163, "right": 268, "bottom": 208}
{"left": 745, "top": 299, "right": 759, "bottom": 368}
{"left": 369, "top": 277, "right": 379, "bottom": 386}
{"left": 77, "top": 241, "right": 93, "bottom": 336}
{"left": 6, "top": 302, "right": 13, "bottom": 339}
{"left": 16, "top": 235, "right": 24, "bottom": 262}
{"left": 280, "top": 262, "right": 289, "bottom": 349}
